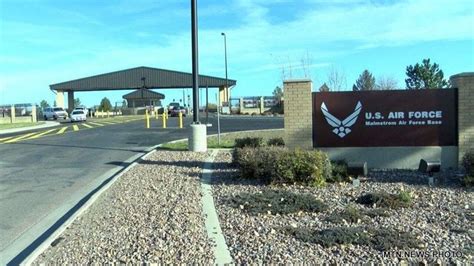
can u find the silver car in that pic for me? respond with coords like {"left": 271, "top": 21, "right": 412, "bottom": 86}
{"left": 43, "top": 107, "right": 68, "bottom": 120}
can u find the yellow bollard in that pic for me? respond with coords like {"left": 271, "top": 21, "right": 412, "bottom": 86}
{"left": 162, "top": 111, "right": 167, "bottom": 128}
{"left": 178, "top": 112, "right": 183, "bottom": 129}
{"left": 145, "top": 109, "right": 150, "bottom": 129}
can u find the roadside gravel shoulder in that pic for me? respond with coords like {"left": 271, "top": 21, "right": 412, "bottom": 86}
{"left": 34, "top": 150, "right": 214, "bottom": 264}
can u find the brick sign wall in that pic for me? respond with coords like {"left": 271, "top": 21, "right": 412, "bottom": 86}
{"left": 313, "top": 89, "right": 457, "bottom": 147}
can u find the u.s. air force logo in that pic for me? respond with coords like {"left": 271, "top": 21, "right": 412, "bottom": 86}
{"left": 321, "top": 101, "right": 362, "bottom": 138}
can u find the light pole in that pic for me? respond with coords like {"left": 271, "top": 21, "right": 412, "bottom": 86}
{"left": 189, "top": 0, "right": 207, "bottom": 152}
{"left": 221, "top": 32, "right": 228, "bottom": 108}
{"left": 192, "top": 0, "right": 199, "bottom": 123}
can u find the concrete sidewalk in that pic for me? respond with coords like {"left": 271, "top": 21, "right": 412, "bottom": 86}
{"left": 0, "top": 121, "right": 60, "bottom": 135}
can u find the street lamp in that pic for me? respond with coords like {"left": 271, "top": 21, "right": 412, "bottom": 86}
{"left": 189, "top": 0, "right": 207, "bottom": 152}
{"left": 221, "top": 32, "right": 228, "bottom": 108}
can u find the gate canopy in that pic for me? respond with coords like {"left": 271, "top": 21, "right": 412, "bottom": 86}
{"left": 50, "top": 66, "right": 236, "bottom": 92}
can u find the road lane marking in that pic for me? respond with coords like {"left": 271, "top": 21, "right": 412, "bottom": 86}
{"left": 0, "top": 136, "right": 15, "bottom": 142}
{"left": 72, "top": 125, "right": 79, "bottom": 131}
{"left": 101, "top": 121, "right": 116, "bottom": 125}
{"left": 88, "top": 122, "right": 104, "bottom": 126}
{"left": 81, "top": 123, "right": 93, "bottom": 128}
{"left": 25, "top": 128, "right": 57, "bottom": 140}
{"left": 3, "top": 132, "right": 40, "bottom": 143}
{"left": 56, "top": 127, "right": 68, "bottom": 134}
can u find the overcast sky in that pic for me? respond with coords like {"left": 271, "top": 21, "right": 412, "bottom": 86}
{"left": 0, "top": 0, "right": 473, "bottom": 107}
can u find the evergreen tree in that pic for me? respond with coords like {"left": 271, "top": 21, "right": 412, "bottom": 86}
{"left": 354, "top": 70, "right": 375, "bottom": 91}
{"left": 99, "top": 97, "right": 112, "bottom": 111}
{"left": 352, "top": 84, "right": 359, "bottom": 91}
{"left": 73, "top": 98, "right": 81, "bottom": 108}
{"left": 405, "top": 58, "right": 448, "bottom": 89}
{"left": 40, "top": 100, "right": 49, "bottom": 109}
{"left": 272, "top": 86, "right": 284, "bottom": 105}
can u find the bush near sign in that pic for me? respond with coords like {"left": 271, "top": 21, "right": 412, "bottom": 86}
{"left": 313, "top": 89, "right": 457, "bottom": 147}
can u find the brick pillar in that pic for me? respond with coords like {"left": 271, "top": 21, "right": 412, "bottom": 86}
{"left": 284, "top": 79, "right": 313, "bottom": 149}
{"left": 451, "top": 72, "right": 474, "bottom": 166}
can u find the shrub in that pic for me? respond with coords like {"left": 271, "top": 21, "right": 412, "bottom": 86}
{"left": 267, "top": 137, "right": 285, "bottom": 146}
{"left": 233, "top": 147, "right": 259, "bottom": 178}
{"left": 463, "top": 175, "right": 474, "bottom": 187}
{"left": 233, "top": 147, "right": 332, "bottom": 187}
{"left": 369, "top": 228, "right": 422, "bottom": 251}
{"left": 285, "top": 227, "right": 370, "bottom": 247}
{"left": 233, "top": 146, "right": 285, "bottom": 182}
{"left": 356, "top": 191, "right": 412, "bottom": 209}
{"left": 329, "top": 160, "right": 350, "bottom": 183}
{"left": 462, "top": 151, "right": 474, "bottom": 187}
{"left": 325, "top": 205, "right": 364, "bottom": 224}
{"left": 462, "top": 150, "right": 474, "bottom": 175}
{"left": 286, "top": 226, "right": 420, "bottom": 251}
{"left": 234, "top": 137, "right": 264, "bottom": 148}
{"left": 272, "top": 149, "right": 331, "bottom": 187}
{"left": 228, "top": 190, "right": 327, "bottom": 215}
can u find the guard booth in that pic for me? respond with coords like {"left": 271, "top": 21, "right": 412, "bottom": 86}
{"left": 122, "top": 89, "right": 164, "bottom": 115}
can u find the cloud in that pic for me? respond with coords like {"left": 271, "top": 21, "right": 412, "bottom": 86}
{"left": 0, "top": 0, "right": 472, "bottom": 103}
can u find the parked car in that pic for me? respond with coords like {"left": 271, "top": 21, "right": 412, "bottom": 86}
{"left": 70, "top": 110, "right": 87, "bottom": 122}
{"left": 43, "top": 107, "right": 68, "bottom": 120}
{"left": 170, "top": 106, "right": 187, "bottom": 117}
{"left": 73, "top": 106, "right": 88, "bottom": 116}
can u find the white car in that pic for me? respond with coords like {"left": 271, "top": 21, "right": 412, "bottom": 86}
{"left": 70, "top": 110, "right": 87, "bottom": 122}
{"left": 43, "top": 107, "right": 68, "bottom": 120}
{"left": 74, "top": 106, "right": 88, "bottom": 116}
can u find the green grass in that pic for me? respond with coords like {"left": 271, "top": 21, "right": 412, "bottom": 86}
{"left": 159, "top": 129, "right": 284, "bottom": 150}
{"left": 0, "top": 122, "right": 45, "bottom": 130}
{"left": 159, "top": 141, "right": 188, "bottom": 151}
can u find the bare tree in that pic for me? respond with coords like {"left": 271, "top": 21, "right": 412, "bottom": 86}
{"left": 273, "top": 52, "right": 317, "bottom": 86}
{"left": 327, "top": 67, "right": 347, "bottom": 91}
{"left": 300, "top": 50, "right": 313, "bottom": 78}
{"left": 376, "top": 76, "right": 399, "bottom": 90}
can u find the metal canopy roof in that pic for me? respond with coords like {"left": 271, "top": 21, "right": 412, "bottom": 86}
{"left": 50, "top": 66, "right": 237, "bottom": 92}
{"left": 122, "top": 89, "right": 165, "bottom": 100}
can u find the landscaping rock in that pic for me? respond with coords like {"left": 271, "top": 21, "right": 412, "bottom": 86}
{"left": 35, "top": 151, "right": 214, "bottom": 264}
{"left": 211, "top": 151, "right": 473, "bottom": 264}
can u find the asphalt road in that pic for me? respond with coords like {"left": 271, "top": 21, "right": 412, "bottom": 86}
{"left": 0, "top": 115, "right": 283, "bottom": 264}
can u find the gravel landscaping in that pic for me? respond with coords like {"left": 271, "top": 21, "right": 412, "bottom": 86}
{"left": 212, "top": 151, "right": 473, "bottom": 264}
{"left": 31, "top": 147, "right": 473, "bottom": 264}
{"left": 35, "top": 150, "right": 214, "bottom": 264}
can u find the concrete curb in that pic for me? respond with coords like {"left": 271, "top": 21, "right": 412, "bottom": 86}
{"left": 201, "top": 150, "right": 233, "bottom": 264}
{"left": 0, "top": 121, "right": 60, "bottom": 135}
